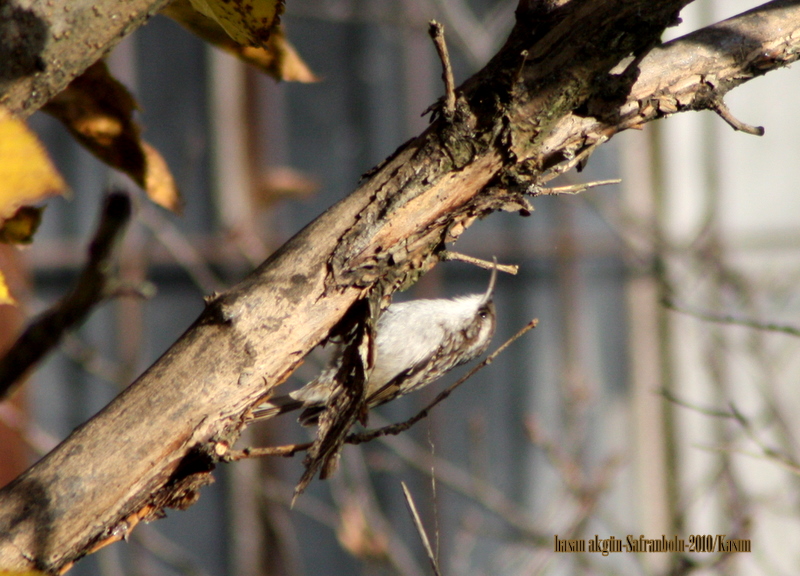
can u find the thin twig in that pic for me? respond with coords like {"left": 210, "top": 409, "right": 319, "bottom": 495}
{"left": 712, "top": 98, "right": 764, "bottom": 136}
{"left": 663, "top": 298, "right": 800, "bottom": 337}
{"left": 662, "top": 389, "right": 800, "bottom": 477}
{"left": 531, "top": 178, "right": 622, "bottom": 197}
{"left": 439, "top": 251, "right": 518, "bottom": 275}
{"left": 695, "top": 443, "right": 800, "bottom": 477}
{"left": 659, "top": 388, "right": 739, "bottom": 419}
{"left": 401, "top": 482, "right": 442, "bottom": 576}
{"left": 426, "top": 427, "right": 441, "bottom": 564}
{"left": 512, "top": 50, "right": 529, "bottom": 90}
{"left": 347, "top": 318, "right": 538, "bottom": 445}
{"left": 727, "top": 401, "right": 800, "bottom": 476}
{"left": 222, "top": 442, "right": 312, "bottom": 462}
{"left": 0, "top": 402, "right": 59, "bottom": 455}
{"left": 539, "top": 135, "right": 609, "bottom": 182}
{"left": 132, "top": 525, "right": 215, "bottom": 576}
{"left": 0, "top": 191, "right": 133, "bottom": 400}
{"left": 139, "top": 203, "right": 225, "bottom": 294}
{"left": 374, "top": 422, "right": 547, "bottom": 542}
{"left": 428, "top": 20, "right": 456, "bottom": 120}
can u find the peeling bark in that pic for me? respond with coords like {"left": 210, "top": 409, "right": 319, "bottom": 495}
{"left": 1, "top": 0, "right": 800, "bottom": 573}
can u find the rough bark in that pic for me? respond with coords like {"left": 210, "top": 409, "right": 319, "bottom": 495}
{"left": 0, "top": 0, "right": 170, "bottom": 116}
{"left": 1, "top": 0, "right": 800, "bottom": 573}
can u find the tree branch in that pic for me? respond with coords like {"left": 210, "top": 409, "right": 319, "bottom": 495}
{"left": 0, "top": 192, "right": 134, "bottom": 400}
{"left": 0, "top": 0, "right": 171, "bottom": 116}
{"left": 711, "top": 97, "right": 765, "bottom": 135}
{"left": 535, "top": 0, "right": 800, "bottom": 170}
{"left": 1, "top": 1, "right": 799, "bottom": 573}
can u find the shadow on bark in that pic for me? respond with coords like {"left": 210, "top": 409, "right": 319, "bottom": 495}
{"left": 0, "top": 5, "right": 47, "bottom": 84}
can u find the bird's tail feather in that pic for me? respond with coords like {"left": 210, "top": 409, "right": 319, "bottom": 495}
{"left": 250, "top": 395, "right": 304, "bottom": 421}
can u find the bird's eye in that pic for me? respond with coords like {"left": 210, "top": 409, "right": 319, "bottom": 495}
{"left": 479, "top": 310, "right": 488, "bottom": 319}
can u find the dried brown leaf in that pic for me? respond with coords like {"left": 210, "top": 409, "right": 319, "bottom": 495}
{"left": 336, "top": 499, "right": 389, "bottom": 560}
{"left": 142, "top": 142, "right": 182, "bottom": 213}
{"left": 256, "top": 166, "right": 319, "bottom": 206}
{"left": 42, "top": 61, "right": 182, "bottom": 212}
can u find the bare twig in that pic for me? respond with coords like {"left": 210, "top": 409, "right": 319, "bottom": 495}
{"left": 0, "top": 192, "right": 134, "bottom": 400}
{"left": 512, "top": 49, "right": 529, "bottom": 90}
{"left": 132, "top": 525, "right": 215, "bottom": 576}
{"left": 727, "top": 402, "right": 800, "bottom": 476}
{"left": 663, "top": 298, "right": 800, "bottom": 337}
{"left": 222, "top": 443, "right": 312, "bottom": 462}
{"left": 0, "top": 402, "right": 59, "bottom": 455}
{"left": 428, "top": 20, "right": 456, "bottom": 120}
{"left": 139, "top": 203, "right": 226, "bottom": 294}
{"left": 374, "top": 425, "right": 547, "bottom": 541}
{"left": 659, "top": 388, "right": 739, "bottom": 419}
{"left": 526, "top": 417, "right": 624, "bottom": 537}
{"left": 662, "top": 389, "right": 800, "bottom": 477}
{"left": 696, "top": 444, "right": 800, "bottom": 477}
{"left": 347, "top": 319, "right": 538, "bottom": 445}
{"left": 540, "top": 135, "right": 609, "bottom": 183}
{"left": 712, "top": 98, "right": 765, "bottom": 136}
{"left": 427, "top": 0, "right": 515, "bottom": 68}
{"left": 439, "top": 251, "right": 518, "bottom": 275}
{"left": 401, "top": 482, "right": 441, "bottom": 576}
{"left": 531, "top": 178, "right": 622, "bottom": 197}
{"left": 426, "top": 428, "right": 440, "bottom": 564}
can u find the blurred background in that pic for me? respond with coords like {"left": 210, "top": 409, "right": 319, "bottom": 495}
{"left": 2, "top": 0, "right": 800, "bottom": 574}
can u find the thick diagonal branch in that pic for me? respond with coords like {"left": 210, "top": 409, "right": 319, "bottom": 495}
{"left": 1, "top": 1, "right": 800, "bottom": 574}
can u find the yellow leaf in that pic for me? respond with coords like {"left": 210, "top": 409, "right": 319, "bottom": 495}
{"left": 142, "top": 142, "right": 182, "bottom": 213}
{"left": 245, "top": 27, "right": 319, "bottom": 83}
{"left": 0, "top": 269, "right": 16, "bottom": 306}
{"left": 0, "top": 107, "right": 66, "bottom": 222}
{"left": 163, "top": 0, "right": 316, "bottom": 82}
{"left": 42, "top": 61, "right": 182, "bottom": 213}
{"left": 0, "top": 205, "right": 43, "bottom": 244}
{"left": 257, "top": 166, "right": 319, "bottom": 206}
{"left": 187, "top": 0, "right": 284, "bottom": 47}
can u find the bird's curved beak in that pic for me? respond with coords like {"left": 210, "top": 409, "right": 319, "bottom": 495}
{"left": 480, "top": 257, "right": 498, "bottom": 305}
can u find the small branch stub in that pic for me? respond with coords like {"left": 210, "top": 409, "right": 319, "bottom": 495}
{"left": 428, "top": 20, "right": 456, "bottom": 121}
{"left": 223, "top": 443, "right": 312, "bottom": 461}
{"left": 712, "top": 98, "right": 764, "bottom": 136}
{"left": 531, "top": 178, "right": 622, "bottom": 197}
{"left": 440, "top": 251, "right": 519, "bottom": 275}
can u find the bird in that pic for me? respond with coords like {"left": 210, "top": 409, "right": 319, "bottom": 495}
{"left": 251, "top": 263, "right": 498, "bottom": 426}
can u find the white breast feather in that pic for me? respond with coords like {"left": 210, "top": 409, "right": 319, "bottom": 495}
{"left": 369, "top": 294, "right": 483, "bottom": 388}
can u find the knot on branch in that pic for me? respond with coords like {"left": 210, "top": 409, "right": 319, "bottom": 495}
{"left": 151, "top": 445, "right": 217, "bottom": 513}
